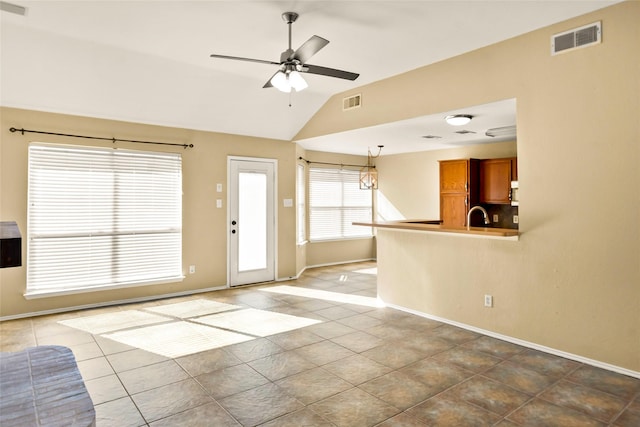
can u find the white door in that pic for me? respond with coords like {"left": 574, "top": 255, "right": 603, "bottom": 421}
{"left": 228, "top": 158, "right": 276, "bottom": 286}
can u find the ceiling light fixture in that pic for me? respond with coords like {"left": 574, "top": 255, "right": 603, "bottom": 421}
{"left": 360, "top": 145, "right": 383, "bottom": 190}
{"left": 485, "top": 125, "right": 516, "bottom": 138}
{"left": 270, "top": 68, "right": 308, "bottom": 93}
{"left": 445, "top": 114, "right": 473, "bottom": 126}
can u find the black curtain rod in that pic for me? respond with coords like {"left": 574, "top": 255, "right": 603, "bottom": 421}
{"left": 9, "top": 127, "right": 194, "bottom": 149}
{"left": 298, "top": 156, "right": 372, "bottom": 169}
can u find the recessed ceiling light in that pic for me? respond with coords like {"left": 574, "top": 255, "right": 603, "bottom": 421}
{"left": 445, "top": 114, "right": 473, "bottom": 126}
{"left": 421, "top": 135, "right": 442, "bottom": 139}
{"left": 455, "top": 130, "right": 476, "bottom": 134}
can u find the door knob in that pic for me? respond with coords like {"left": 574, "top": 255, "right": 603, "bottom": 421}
{"left": 231, "top": 220, "right": 237, "bottom": 225}
{"left": 231, "top": 229, "right": 236, "bottom": 234}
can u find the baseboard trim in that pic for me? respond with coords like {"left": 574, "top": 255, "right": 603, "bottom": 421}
{"left": 305, "top": 258, "right": 377, "bottom": 270}
{"left": 383, "top": 301, "right": 640, "bottom": 380}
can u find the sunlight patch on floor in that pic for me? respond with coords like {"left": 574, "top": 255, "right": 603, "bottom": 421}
{"left": 354, "top": 267, "right": 377, "bottom": 275}
{"left": 58, "top": 310, "right": 170, "bottom": 335}
{"left": 193, "top": 308, "right": 322, "bottom": 337}
{"left": 145, "top": 299, "right": 241, "bottom": 319}
{"left": 260, "top": 285, "right": 384, "bottom": 308}
{"left": 103, "top": 321, "right": 253, "bottom": 358}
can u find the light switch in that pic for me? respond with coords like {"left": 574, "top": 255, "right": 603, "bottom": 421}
{"left": 216, "top": 183, "right": 223, "bottom": 192}
{"left": 216, "top": 199, "right": 222, "bottom": 208}
{"left": 283, "top": 198, "right": 293, "bottom": 207}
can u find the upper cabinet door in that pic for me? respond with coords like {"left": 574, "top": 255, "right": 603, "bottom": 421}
{"left": 479, "top": 158, "right": 513, "bottom": 204}
{"left": 439, "top": 159, "right": 470, "bottom": 193}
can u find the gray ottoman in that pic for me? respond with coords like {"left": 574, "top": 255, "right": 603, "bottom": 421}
{"left": 0, "top": 345, "right": 95, "bottom": 426}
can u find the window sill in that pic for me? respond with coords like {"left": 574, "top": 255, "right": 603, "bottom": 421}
{"left": 24, "top": 275, "right": 185, "bottom": 299}
{"left": 309, "top": 236, "right": 374, "bottom": 243}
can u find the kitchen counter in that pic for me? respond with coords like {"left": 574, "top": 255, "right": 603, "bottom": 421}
{"left": 353, "top": 219, "right": 519, "bottom": 240}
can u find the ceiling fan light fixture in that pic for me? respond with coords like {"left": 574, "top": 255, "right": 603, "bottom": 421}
{"left": 445, "top": 114, "right": 473, "bottom": 126}
{"left": 270, "top": 71, "right": 291, "bottom": 93}
{"left": 288, "top": 70, "right": 308, "bottom": 91}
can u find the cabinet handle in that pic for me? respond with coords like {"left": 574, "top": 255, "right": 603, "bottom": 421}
{"left": 464, "top": 197, "right": 468, "bottom": 207}
{"left": 465, "top": 182, "right": 468, "bottom": 192}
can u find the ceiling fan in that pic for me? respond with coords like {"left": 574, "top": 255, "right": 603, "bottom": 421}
{"left": 209, "top": 12, "right": 359, "bottom": 93}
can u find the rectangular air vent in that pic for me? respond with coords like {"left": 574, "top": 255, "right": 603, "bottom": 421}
{"left": 552, "top": 21, "right": 601, "bottom": 55}
{"left": 343, "top": 94, "right": 361, "bottom": 111}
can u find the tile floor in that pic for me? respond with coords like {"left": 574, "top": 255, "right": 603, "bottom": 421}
{"left": 1, "top": 261, "right": 639, "bottom": 426}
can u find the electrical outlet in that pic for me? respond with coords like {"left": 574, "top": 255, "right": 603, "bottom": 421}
{"left": 513, "top": 215, "right": 519, "bottom": 224}
{"left": 189, "top": 265, "right": 196, "bottom": 274}
{"left": 216, "top": 183, "right": 223, "bottom": 192}
{"left": 484, "top": 294, "right": 493, "bottom": 307}
{"left": 493, "top": 214, "right": 499, "bottom": 223}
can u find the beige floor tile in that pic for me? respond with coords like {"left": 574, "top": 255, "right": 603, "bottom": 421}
{"left": 361, "top": 342, "right": 426, "bottom": 369}
{"left": 539, "top": 379, "right": 628, "bottom": 422}
{"left": 508, "top": 398, "right": 606, "bottom": 426}
{"left": 77, "top": 356, "right": 115, "bottom": 381}
{"left": 407, "top": 396, "right": 501, "bottom": 426}
{"left": 248, "top": 350, "right": 317, "bottom": 381}
{"left": 225, "top": 337, "right": 284, "bottom": 362}
{"left": 85, "top": 374, "right": 128, "bottom": 405}
{"left": 118, "top": 359, "right": 188, "bottom": 394}
{"left": 568, "top": 365, "right": 640, "bottom": 400}
{"left": 330, "top": 330, "right": 384, "bottom": 353}
{"left": 359, "top": 370, "right": 437, "bottom": 410}
{"left": 175, "top": 347, "right": 242, "bottom": 376}
{"left": 106, "top": 348, "right": 169, "bottom": 373}
{"left": 94, "top": 396, "right": 146, "bottom": 427}
{"left": 219, "top": 383, "right": 304, "bottom": 426}
{"left": 275, "top": 367, "right": 352, "bottom": 404}
{"left": 149, "top": 402, "right": 240, "bottom": 427}
{"left": 432, "top": 346, "right": 503, "bottom": 373}
{"left": 303, "top": 321, "right": 357, "bottom": 339}
{"left": 131, "top": 378, "right": 213, "bottom": 423}
{"left": 258, "top": 408, "right": 334, "bottom": 427}
{"left": 309, "top": 387, "right": 400, "bottom": 427}
{"left": 448, "top": 375, "right": 531, "bottom": 416}
{"left": 196, "top": 363, "right": 269, "bottom": 399}
{"left": 484, "top": 361, "right": 560, "bottom": 395}
{"left": 267, "top": 328, "right": 324, "bottom": 350}
{"left": 323, "top": 354, "right": 392, "bottom": 385}
{"left": 293, "top": 340, "right": 355, "bottom": 365}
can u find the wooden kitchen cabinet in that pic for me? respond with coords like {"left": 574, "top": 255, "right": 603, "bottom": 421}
{"left": 479, "top": 157, "right": 517, "bottom": 204}
{"left": 439, "top": 159, "right": 479, "bottom": 227}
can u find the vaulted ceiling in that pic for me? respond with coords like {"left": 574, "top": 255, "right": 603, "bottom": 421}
{"left": 0, "top": 1, "right": 619, "bottom": 153}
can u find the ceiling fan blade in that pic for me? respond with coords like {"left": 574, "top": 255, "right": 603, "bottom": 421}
{"left": 210, "top": 54, "right": 279, "bottom": 66}
{"left": 263, "top": 72, "right": 277, "bottom": 89}
{"left": 302, "top": 64, "right": 359, "bottom": 81}
{"left": 290, "top": 35, "right": 329, "bottom": 63}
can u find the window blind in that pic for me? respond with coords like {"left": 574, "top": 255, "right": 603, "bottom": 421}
{"left": 26, "top": 143, "right": 183, "bottom": 297}
{"left": 309, "top": 168, "right": 372, "bottom": 241}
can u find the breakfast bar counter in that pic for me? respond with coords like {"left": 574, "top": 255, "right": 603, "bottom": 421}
{"left": 353, "top": 220, "right": 519, "bottom": 240}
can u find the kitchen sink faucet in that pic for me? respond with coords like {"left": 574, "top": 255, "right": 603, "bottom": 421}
{"left": 467, "top": 205, "right": 490, "bottom": 229}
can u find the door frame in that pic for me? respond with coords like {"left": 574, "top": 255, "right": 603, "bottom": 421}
{"left": 226, "top": 156, "right": 278, "bottom": 287}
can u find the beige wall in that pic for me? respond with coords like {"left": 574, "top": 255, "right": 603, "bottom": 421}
{"left": 297, "top": 2, "right": 640, "bottom": 373}
{"left": 0, "top": 107, "right": 299, "bottom": 317}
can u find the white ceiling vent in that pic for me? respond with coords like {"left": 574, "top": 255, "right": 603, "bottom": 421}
{"left": 551, "top": 21, "right": 601, "bottom": 55}
{"left": 343, "top": 94, "right": 362, "bottom": 111}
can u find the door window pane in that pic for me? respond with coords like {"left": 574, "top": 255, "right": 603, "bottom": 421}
{"left": 238, "top": 172, "right": 267, "bottom": 271}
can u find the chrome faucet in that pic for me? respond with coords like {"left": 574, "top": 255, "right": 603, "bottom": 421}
{"left": 467, "top": 205, "right": 490, "bottom": 229}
